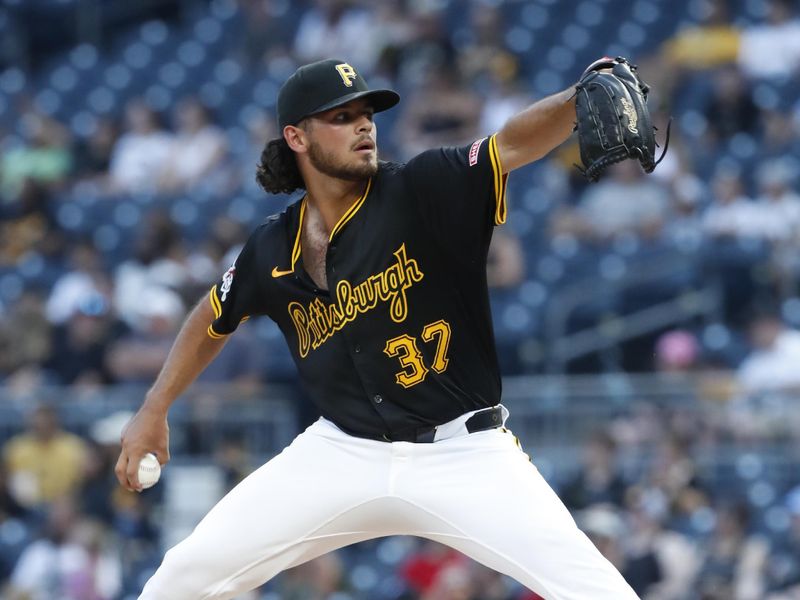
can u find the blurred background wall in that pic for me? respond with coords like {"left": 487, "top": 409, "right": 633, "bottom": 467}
{"left": 0, "top": 0, "right": 799, "bottom": 598}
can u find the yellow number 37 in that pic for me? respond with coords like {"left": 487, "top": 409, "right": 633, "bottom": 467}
{"left": 383, "top": 320, "right": 451, "bottom": 388}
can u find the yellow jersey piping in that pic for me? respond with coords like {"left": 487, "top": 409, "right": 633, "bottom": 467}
{"left": 207, "top": 325, "right": 226, "bottom": 339}
{"left": 289, "top": 197, "right": 306, "bottom": 271}
{"left": 209, "top": 285, "right": 222, "bottom": 318}
{"left": 328, "top": 178, "right": 372, "bottom": 241}
{"left": 206, "top": 282, "right": 249, "bottom": 340}
{"left": 488, "top": 134, "right": 508, "bottom": 225}
{"left": 207, "top": 285, "right": 227, "bottom": 339}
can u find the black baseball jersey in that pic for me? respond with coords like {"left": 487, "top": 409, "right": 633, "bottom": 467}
{"left": 208, "top": 134, "right": 508, "bottom": 440}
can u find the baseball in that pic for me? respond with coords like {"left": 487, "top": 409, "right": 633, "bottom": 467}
{"left": 138, "top": 453, "right": 161, "bottom": 489}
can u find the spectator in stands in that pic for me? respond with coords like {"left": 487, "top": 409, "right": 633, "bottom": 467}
{"left": 44, "top": 293, "right": 124, "bottom": 386}
{"left": 203, "top": 215, "right": 249, "bottom": 272}
{"left": 105, "top": 287, "right": 185, "bottom": 384}
{"left": 421, "top": 562, "right": 475, "bottom": 600}
{"left": 235, "top": 0, "right": 296, "bottom": 67}
{"left": 62, "top": 519, "right": 123, "bottom": 600}
{"left": 6, "top": 496, "right": 77, "bottom": 599}
{"left": 486, "top": 229, "right": 525, "bottom": 289}
{"left": 551, "top": 160, "right": 670, "bottom": 242}
{"left": 752, "top": 158, "right": 800, "bottom": 244}
{"left": 662, "top": 173, "right": 706, "bottom": 251}
{"left": 0, "top": 178, "right": 56, "bottom": 265}
{"left": 0, "top": 464, "right": 29, "bottom": 583}
{"left": 394, "top": 9, "right": 455, "bottom": 88}
{"left": 369, "top": 0, "right": 416, "bottom": 74}
{"left": 72, "top": 117, "right": 119, "bottom": 182}
{"left": 478, "top": 69, "right": 530, "bottom": 139}
{"left": 0, "top": 292, "right": 52, "bottom": 387}
{"left": 764, "top": 484, "right": 800, "bottom": 597}
{"left": 158, "top": 97, "right": 228, "bottom": 194}
{"left": 82, "top": 412, "right": 134, "bottom": 525}
{"left": 2, "top": 405, "right": 87, "bottom": 510}
{"left": 196, "top": 324, "right": 266, "bottom": 389}
{"left": 292, "top": 0, "right": 379, "bottom": 72}
{"left": 459, "top": 5, "right": 519, "bottom": 87}
{"left": 661, "top": 0, "right": 740, "bottom": 71}
{"left": 694, "top": 503, "right": 768, "bottom": 600}
{"left": 578, "top": 505, "right": 663, "bottom": 597}
{"left": 45, "top": 240, "right": 112, "bottom": 325}
{"left": 395, "top": 62, "right": 482, "bottom": 159}
{"left": 654, "top": 330, "right": 702, "bottom": 373}
{"left": 760, "top": 109, "right": 798, "bottom": 160}
{"left": 647, "top": 434, "right": 705, "bottom": 527}
{"left": 756, "top": 157, "right": 800, "bottom": 300}
{"left": 107, "top": 99, "right": 173, "bottom": 195}
{"left": 0, "top": 110, "right": 72, "bottom": 201}
{"left": 0, "top": 464, "right": 27, "bottom": 521}
{"left": 108, "top": 481, "right": 158, "bottom": 544}
{"left": 561, "top": 430, "right": 627, "bottom": 510}
{"left": 400, "top": 540, "right": 467, "bottom": 598}
{"left": 624, "top": 486, "right": 698, "bottom": 598}
{"left": 113, "top": 211, "right": 192, "bottom": 327}
{"left": 701, "top": 167, "right": 759, "bottom": 240}
{"left": 272, "top": 553, "right": 348, "bottom": 600}
{"left": 737, "top": 309, "right": 800, "bottom": 395}
{"left": 7, "top": 497, "right": 122, "bottom": 600}
{"left": 701, "top": 166, "right": 778, "bottom": 323}
{"left": 738, "top": 0, "right": 800, "bottom": 80}
{"left": 466, "top": 6, "right": 530, "bottom": 139}
{"left": 469, "top": 562, "right": 518, "bottom": 599}
{"left": 703, "top": 66, "right": 759, "bottom": 142}
{"left": 647, "top": 0, "right": 740, "bottom": 102}
{"left": 209, "top": 436, "right": 252, "bottom": 491}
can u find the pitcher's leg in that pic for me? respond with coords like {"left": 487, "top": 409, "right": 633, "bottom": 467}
{"left": 139, "top": 421, "right": 391, "bottom": 600}
{"left": 401, "top": 430, "right": 639, "bottom": 600}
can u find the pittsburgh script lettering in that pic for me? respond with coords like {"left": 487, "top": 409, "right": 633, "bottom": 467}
{"left": 289, "top": 244, "right": 424, "bottom": 357}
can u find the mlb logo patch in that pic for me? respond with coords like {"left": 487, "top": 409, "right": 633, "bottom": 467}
{"left": 469, "top": 138, "right": 486, "bottom": 166}
{"left": 220, "top": 263, "right": 236, "bottom": 301}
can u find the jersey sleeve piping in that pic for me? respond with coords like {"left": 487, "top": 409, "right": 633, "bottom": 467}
{"left": 209, "top": 285, "right": 222, "bottom": 319}
{"left": 208, "top": 315, "right": 250, "bottom": 339}
{"left": 488, "top": 134, "right": 508, "bottom": 225}
{"left": 207, "top": 324, "right": 227, "bottom": 339}
{"left": 207, "top": 285, "right": 229, "bottom": 339}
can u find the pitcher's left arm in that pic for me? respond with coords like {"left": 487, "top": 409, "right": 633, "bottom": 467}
{"left": 494, "top": 87, "right": 576, "bottom": 173}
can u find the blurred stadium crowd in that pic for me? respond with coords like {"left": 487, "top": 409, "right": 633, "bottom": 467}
{"left": 0, "top": 0, "right": 800, "bottom": 598}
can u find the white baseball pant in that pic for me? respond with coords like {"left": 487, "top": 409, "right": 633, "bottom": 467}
{"left": 139, "top": 408, "right": 640, "bottom": 599}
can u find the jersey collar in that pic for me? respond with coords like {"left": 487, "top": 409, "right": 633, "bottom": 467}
{"left": 328, "top": 178, "right": 372, "bottom": 241}
{"left": 280, "top": 178, "right": 372, "bottom": 276}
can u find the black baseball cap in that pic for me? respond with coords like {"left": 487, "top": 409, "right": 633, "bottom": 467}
{"left": 276, "top": 59, "right": 400, "bottom": 130}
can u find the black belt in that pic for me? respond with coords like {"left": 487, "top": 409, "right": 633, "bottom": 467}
{"left": 381, "top": 406, "right": 504, "bottom": 443}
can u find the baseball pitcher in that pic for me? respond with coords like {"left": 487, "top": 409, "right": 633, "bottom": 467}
{"left": 117, "top": 57, "right": 657, "bottom": 599}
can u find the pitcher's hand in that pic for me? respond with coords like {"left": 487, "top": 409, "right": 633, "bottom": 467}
{"left": 115, "top": 405, "right": 170, "bottom": 492}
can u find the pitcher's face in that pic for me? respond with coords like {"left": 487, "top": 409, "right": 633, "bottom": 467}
{"left": 303, "top": 98, "right": 378, "bottom": 181}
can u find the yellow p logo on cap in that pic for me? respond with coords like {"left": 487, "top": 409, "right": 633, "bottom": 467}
{"left": 335, "top": 63, "right": 357, "bottom": 87}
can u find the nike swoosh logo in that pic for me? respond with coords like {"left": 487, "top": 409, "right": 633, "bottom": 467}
{"left": 271, "top": 267, "right": 294, "bottom": 278}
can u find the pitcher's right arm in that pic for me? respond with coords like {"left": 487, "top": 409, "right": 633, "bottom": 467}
{"left": 115, "top": 297, "right": 228, "bottom": 491}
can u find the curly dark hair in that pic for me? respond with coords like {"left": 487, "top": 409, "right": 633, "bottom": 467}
{"left": 256, "top": 137, "right": 305, "bottom": 194}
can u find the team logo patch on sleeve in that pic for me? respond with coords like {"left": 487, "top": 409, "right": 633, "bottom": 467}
{"left": 469, "top": 138, "right": 486, "bottom": 166}
{"left": 220, "top": 262, "right": 236, "bottom": 301}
